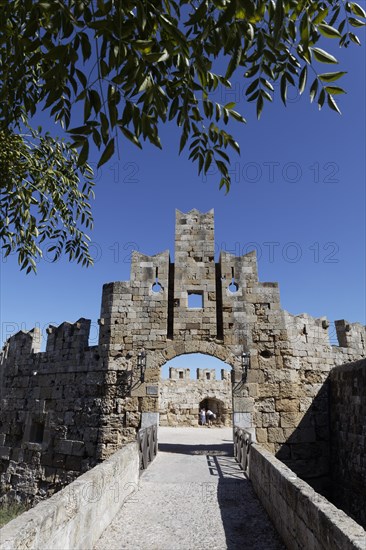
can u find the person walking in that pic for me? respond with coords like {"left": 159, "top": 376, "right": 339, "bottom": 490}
{"left": 200, "top": 408, "right": 206, "bottom": 426}
{"left": 206, "top": 409, "right": 216, "bottom": 427}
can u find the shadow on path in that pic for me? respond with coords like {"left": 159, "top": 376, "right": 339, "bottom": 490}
{"left": 208, "top": 454, "right": 284, "bottom": 549}
{"left": 158, "top": 442, "right": 233, "bottom": 455}
{"left": 159, "top": 437, "right": 285, "bottom": 550}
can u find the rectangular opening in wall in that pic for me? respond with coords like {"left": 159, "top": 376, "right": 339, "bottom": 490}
{"left": 167, "top": 262, "right": 175, "bottom": 339}
{"left": 215, "top": 263, "right": 224, "bottom": 340}
{"left": 206, "top": 372, "right": 210, "bottom": 380}
{"left": 29, "top": 421, "right": 44, "bottom": 444}
{"left": 188, "top": 291, "right": 203, "bottom": 309}
{"left": 179, "top": 371, "right": 184, "bottom": 379}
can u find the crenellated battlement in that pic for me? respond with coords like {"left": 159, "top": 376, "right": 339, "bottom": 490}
{"left": 166, "top": 367, "right": 230, "bottom": 381}
{"left": 131, "top": 250, "right": 170, "bottom": 282}
{"left": 0, "top": 318, "right": 94, "bottom": 373}
{"left": 220, "top": 249, "right": 259, "bottom": 286}
{"left": 1, "top": 327, "right": 41, "bottom": 362}
{"left": 280, "top": 311, "right": 366, "bottom": 356}
{"left": 45, "top": 318, "right": 91, "bottom": 354}
{"left": 334, "top": 319, "right": 365, "bottom": 349}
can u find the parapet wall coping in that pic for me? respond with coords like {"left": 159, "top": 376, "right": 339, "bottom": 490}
{"left": 0, "top": 442, "right": 139, "bottom": 550}
{"left": 250, "top": 443, "right": 366, "bottom": 549}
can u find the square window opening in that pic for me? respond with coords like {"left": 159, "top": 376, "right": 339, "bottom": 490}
{"left": 179, "top": 371, "right": 184, "bottom": 379}
{"left": 188, "top": 292, "right": 203, "bottom": 309}
{"left": 30, "top": 421, "right": 44, "bottom": 444}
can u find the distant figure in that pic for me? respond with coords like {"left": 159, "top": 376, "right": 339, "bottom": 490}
{"left": 206, "top": 409, "right": 216, "bottom": 427}
{"left": 200, "top": 408, "right": 206, "bottom": 426}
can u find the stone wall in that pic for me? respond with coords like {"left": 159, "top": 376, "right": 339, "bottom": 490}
{"left": 329, "top": 359, "right": 366, "bottom": 528}
{"left": 1, "top": 208, "right": 365, "bottom": 505}
{"left": 250, "top": 309, "right": 365, "bottom": 491}
{"left": 0, "top": 442, "right": 139, "bottom": 550}
{"left": 0, "top": 320, "right": 102, "bottom": 504}
{"left": 249, "top": 443, "right": 366, "bottom": 550}
{"left": 0, "top": 319, "right": 140, "bottom": 505}
{"left": 159, "top": 368, "right": 232, "bottom": 426}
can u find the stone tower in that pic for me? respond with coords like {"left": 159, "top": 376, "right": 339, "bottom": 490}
{"left": 173, "top": 209, "right": 217, "bottom": 340}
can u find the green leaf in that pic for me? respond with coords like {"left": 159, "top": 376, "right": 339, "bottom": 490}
{"left": 227, "top": 138, "right": 240, "bottom": 154}
{"left": 309, "top": 78, "right": 319, "bottom": 103}
{"left": 318, "top": 72, "right": 347, "bottom": 83}
{"left": 256, "top": 94, "right": 264, "bottom": 119}
{"left": 228, "top": 110, "right": 246, "bottom": 123}
{"left": 89, "top": 90, "right": 102, "bottom": 114}
{"left": 77, "top": 140, "right": 89, "bottom": 167}
{"left": 244, "top": 65, "right": 260, "bottom": 78}
{"left": 280, "top": 75, "right": 287, "bottom": 106}
{"left": 120, "top": 127, "right": 142, "bottom": 149}
{"left": 215, "top": 159, "right": 227, "bottom": 175}
{"left": 169, "top": 97, "right": 179, "bottom": 121}
{"left": 262, "top": 79, "right": 274, "bottom": 92}
{"left": 325, "top": 86, "right": 346, "bottom": 95}
{"left": 348, "top": 17, "right": 366, "bottom": 27}
{"left": 97, "top": 138, "right": 115, "bottom": 168}
{"left": 350, "top": 2, "right": 366, "bottom": 18}
{"left": 204, "top": 150, "right": 213, "bottom": 173}
{"left": 300, "top": 12, "right": 309, "bottom": 43}
{"left": 349, "top": 32, "right": 361, "bottom": 45}
{"left": 318, "top": 88, "right": 326, "bottom": 109}
{"left": 225, "top": 46, "right": 242, "bottom": 79}
{"left": 299, "top": 65, "right": 307, "bottom": 95}
{"left": 313, "top": 7, "right": 329, "bottom": 24}
{"left": 318, "top": 23, "right": 341, "bottom": 38}
{"left": 245, "top": 78, "right": 259, "bottom": 96}
{"left": 100, "top": 112, "right": 109, "bottom": 143}
{"left": 179, "top": 130, "right": 188, "bottom": 154}
{"left": 219, "top": 177, "right": 230, "bottom": 193}
{"left": 327, "top": 94, "right": 342, "bottom": 114}
{"left": 311, "top": 47, "right": 338, "bottom": 64}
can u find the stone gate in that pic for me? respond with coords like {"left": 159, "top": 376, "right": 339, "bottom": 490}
{"left": 1, "top": 209, "right": 365, "bottom": 506}
{"left": 159, "top": 366, "right": 233, "bottom": 427}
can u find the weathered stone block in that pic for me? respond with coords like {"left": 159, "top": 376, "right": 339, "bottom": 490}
{"left": 256, "top": 398, "right": 275, "bottom": 412}
{"left": 55, "top": 439, "right": 74, "bottom": 455}
{"left": 275, "top": 399, "right": 299, "bottom": 413}
{"left": 0, "top": 446, "right": 11, "bottom": 460}
{"left": 256, "top": 428, "right": 268, "bottom": 443}
{"left": 267, "top": 428, "right": 286, "bottom": 444}
{"left": 65, "top": 455, "right": 82, "bottom": 471}
{"left": 71, "top": 441, "right": 85, "bottom": 457}
{"left": 280, "top": 412, "right": 304, "bottom": 428}
{"left": 262, "top": 412, "right": 280, "bottom": 428}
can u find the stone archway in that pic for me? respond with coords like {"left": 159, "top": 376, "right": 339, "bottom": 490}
{"left": 98, "top": 210, "right": 262, "bottom": 437}
{"left": 158, "top": 352, "right": 233, "bottom": 427}
{"left": 151, "top": 340, "right": 242, "bottom": 373}
{"left": 136, "top": 340, "right": 254, "bottom": 430}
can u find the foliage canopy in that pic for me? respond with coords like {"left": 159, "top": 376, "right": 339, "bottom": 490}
{"left": 0, "top": 0, "right": 364, "bottom": 271}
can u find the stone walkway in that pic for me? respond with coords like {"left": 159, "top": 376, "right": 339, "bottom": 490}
{"left": 94, "top": 427, "right": 285, "bottom": 550}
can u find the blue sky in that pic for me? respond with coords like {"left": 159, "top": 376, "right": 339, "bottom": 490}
{"left": 1, "top": 34, "right": 365, "bottom": 353}
{"left": 161, "top": 354, "right": 231, "bottom": 380}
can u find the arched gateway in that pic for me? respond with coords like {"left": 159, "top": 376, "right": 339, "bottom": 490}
{"left": 159, "top": 355, "right": 232, "bottom": 427}
{"left": 98, "top": 209, "right": 266, "bottom": 433}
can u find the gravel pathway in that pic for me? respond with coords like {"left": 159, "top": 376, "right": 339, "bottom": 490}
{"left": 94, "top": 427, "right": 285, "bottom": 550}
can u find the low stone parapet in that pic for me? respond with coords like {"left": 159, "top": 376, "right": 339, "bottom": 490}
{"left": 249, "top": 443, "right": 366, "bottom": 550}
{"left": 0, "top": 442, "right": 139, "bottom": 550}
